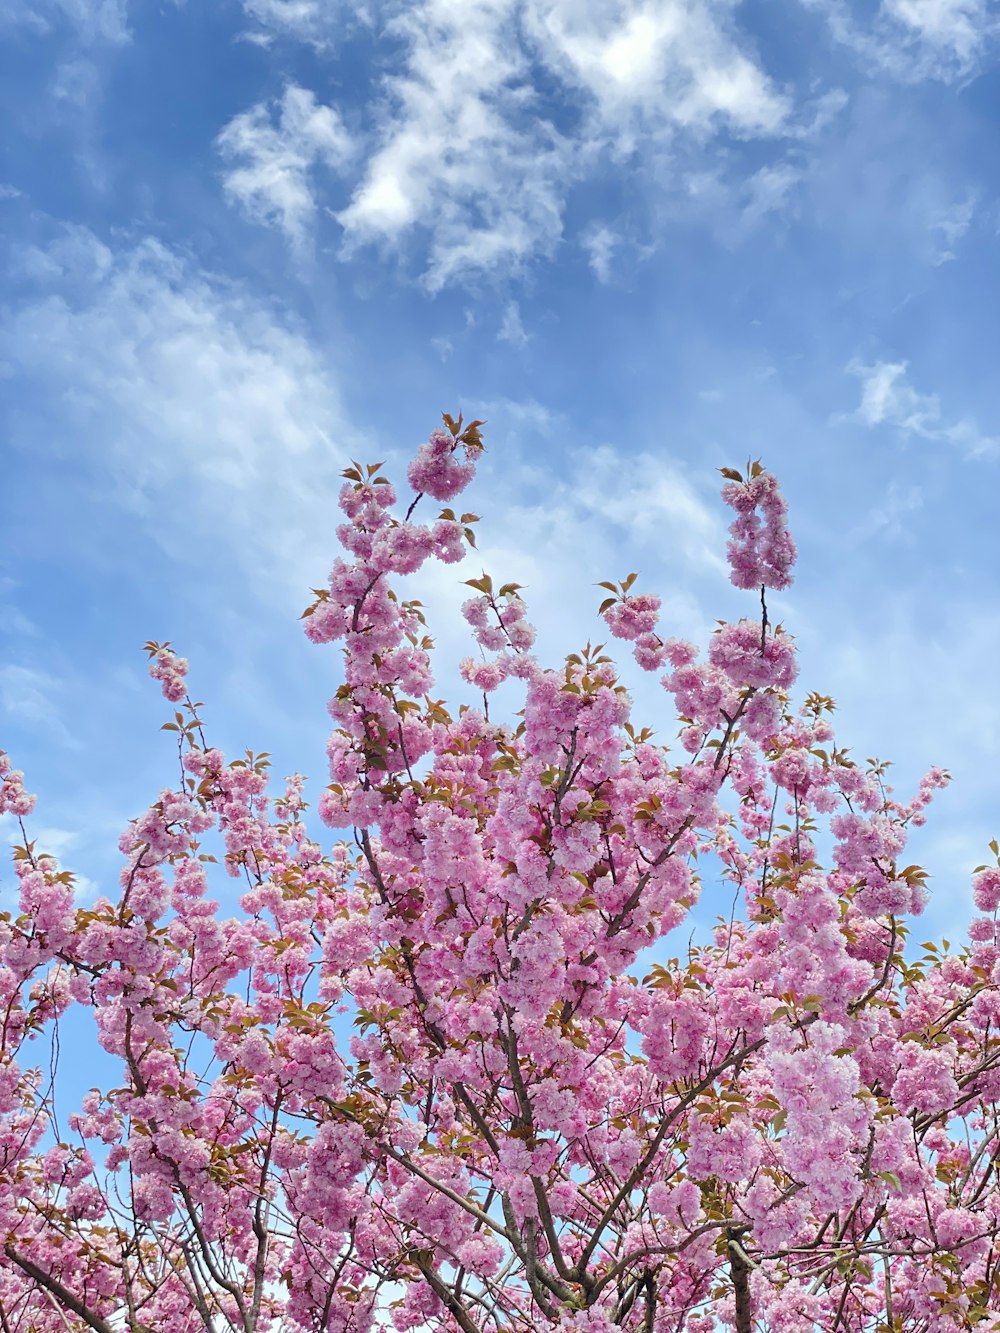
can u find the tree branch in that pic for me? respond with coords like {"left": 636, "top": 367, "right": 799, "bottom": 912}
{"left": 3, "top": 1245, "right": 116, "bottom": 1333}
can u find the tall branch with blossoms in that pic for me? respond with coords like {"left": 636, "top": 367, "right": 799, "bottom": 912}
{"left": 1, "top": 423, "right": 999, "bottom": 1333}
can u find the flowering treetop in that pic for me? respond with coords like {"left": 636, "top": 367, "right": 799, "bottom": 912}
{"left": 1, "top": 418, "right": 999, "bottom": 1333}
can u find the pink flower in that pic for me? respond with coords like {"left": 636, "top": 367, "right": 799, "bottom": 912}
{"left": 0, "top": 752, "right": 36, "bottom": 817}
{"left": 407, "top": 428, "right": 477, "bottom": 501}
{"left": 973, "top": 866, "right": 1000, "bottom": 913}
{"left": 893, "top": 1044, "right": 959, "bottom": 1116}
{"left": 459, "top": 655, "right": 510, "bottom": 692}
{"left": 708, "top": 619, "right": 797, "bottom": 691}
{"left": 148, "top": 645, "right": 189, "bottom": 702}
{"left": 603, "top": 592, "right": 661, "bottom": 641}
{"left": 721, "top": 466, "right": 797, "bottom": 591}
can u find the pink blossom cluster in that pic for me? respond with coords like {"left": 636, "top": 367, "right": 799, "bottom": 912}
{"left": 603, "top": 592, "right": 661, "bottom": 642}
{"left": 0, "top": 436, "right": 994, "bottom": 1333}
{"left": 462, "top": 589, "right": 537, "bottom": 654}
{"left": 0, "top": 750, "right": 35, "bottom": 817}
{"left": 708, "top": 618, "right": 797, "bottom": 691}
{"left": 147, "top": 643, "right": 189, "bottom": 702}
{"left": 768, "top": 1019, "right": 872, "bottom": 1215}
{"left": 973, "top": 865, "right": 1000, "bottom": 913}
{"left": 407, "top": 426, "right": 477, "bottom": 501}
{"left": 599, "top": 589, "right": 671, "bottom": 673}
{"left": 721, "top": 465, "right": 797, "bottom": 591}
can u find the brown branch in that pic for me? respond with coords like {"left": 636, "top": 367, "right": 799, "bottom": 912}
{"left": 249, "top": 1095, "right": 283, "bottom": 1332}
{"left": 642, "top": 1271, "right": 656, "bottom": 1333}
{"left": 727, "top": 1230, "right": 755, "bottom": 1333}
{"left": 413, "top": 1254, "right": 483, "bottom": 1333}
{"left": 316, "top": 1096, "right": 509, "bottom": 1240}
{"left": 574, "top": 1030, "right": 767, "bottom": 1280}
{"left": 522, "top": 1219, "right": 559, "bottom": 1321}
{"left": 848, "top": 916, "right": 898, "bottom": 1016}
{"left": 3, "top": 1245, "right": 116, "bottom": 1333}
{"left": 587, "top": 1223, "right": 730, "bottom": 1303}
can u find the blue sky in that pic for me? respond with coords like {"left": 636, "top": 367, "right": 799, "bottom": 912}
{"left": 2, "top": 0, "right": 1000, "bottom": 945}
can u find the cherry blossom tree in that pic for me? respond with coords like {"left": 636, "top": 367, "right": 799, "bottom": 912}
{"left": 2, "top": 418, "right": 1000, "bottom": 1333}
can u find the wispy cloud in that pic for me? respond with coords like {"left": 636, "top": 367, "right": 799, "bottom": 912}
{"left": 884, "top": 0, "right": 995, "bottom": 71}
{"left": 404, "top": 414, "right": 727, "bottom": 721}
{"left": 217, "top": 84, "right": 355, "bottom": 250}
{"left": 0, "top": 0, "right": 129, "bottom": 43}
{"left": 0, "top": 665, "right": 79, "bottom": 749}
{"left": 0, "top": 815, "right": 98, "bottom": 900}
{"left": 846, "top": 360, "right": 998, "bottom": 458}
{"left": 0, "top": 572, "right": 37, "bottom": 638}
{"left": 927, "top": 193, "right": 976, "bottom": 263}
{"left": 525, "top": 0, "right": 788, "bottom": 142}
{"left": 226, "top": 0, "right": 792, "bottom": 286}
{"left": 850, "top": 480, "right": 925, "bottom": 541}
{"left": 581, "top": 223, "right": 620, "bottom": 283}
{"left": 337, "top": 0, "right": 572, "bottom": 290}
{"left": 801, "top": 0, "right": 997, "bottom": 82}
{"left": 498, "top": 300, "right": 528, "bottom": 346}
{"left": 798, "top": 600, "right": 1000, "bottom": 935}
{"left": 240, "top": 0, "right": 356, "bottom": 47}
{"left": 739, "top": 162, "right": 802, "bottom": 229}
{"left": 568, "top": 444, "right": 727, "bottom": 578}
{"left": 3, "top": 225, "right": 352, "bottom": 595}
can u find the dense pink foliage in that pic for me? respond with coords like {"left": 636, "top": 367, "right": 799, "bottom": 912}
{"left": 1, "top": 430, "right": 999, "bottom": 1333}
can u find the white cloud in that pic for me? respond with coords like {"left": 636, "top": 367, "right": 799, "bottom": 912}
{"left": 581, "top": 223, "right": 620, "bottom": 283}
{"left": 0, "top": 816, "right": 98, "bottom": 899}
{"left": 498, "top": 300, "right": 528, "bottom": 346}
{"left": 847, "top": 360, "right": 998, "bottom": 458}
{"left": 739, "top": 162, "right": 801, "bottom": 228}
{"left": 0, "top": 0, "right": 129, "bottom": 43}
{"left": 885, "top": 0, "right": 993, "bottom": 67}
{"left": 325, "top": 0, "right": 789, "bottom": 287}
{"left": 927, "top": 193, "right": 976, "bottom": 263}
{"left": 801, "top": 0, "right": 997, "bottom": 82}
{"left": 569, "top": 444, "right": 727, "bottom": 578}
{"left": 337, "top": 0, "right": 573, "bottom": 290}
{"left": 217, "top": 83, "right": 355, "bottom": 250}
{"left": 666, "top": 153, "right": 804, "bottom": 246}
{"left": 240, "top": 0, "right": 356, "bottom": 46}
{"left": 0, "top": 665, "right": 79, "bottom": 749}
{"left": 51, "top": 57, "right": 101, "bottom": 107}
{"left": 850, "top": 480, "right": 924, "bottom": 541}
{"left": 2, "top": 225, "right": 353, "bottom": 596}
{"left": 807, "top": 602, "right": 1000, "bottom": 934}
{"left": 525, "top": 0, "right": 788, "bottom": 141}
{"left": 0, "top": 609, "right": 35, "bottom": 637}
{"left": 217, "top": 2, "right": 813, "bottom": 286}
{"left": 788, "top": 87, "right": 849, "bottom": 141}
{"left": 398, "top": 414, "right": 726, "bottom": 734}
